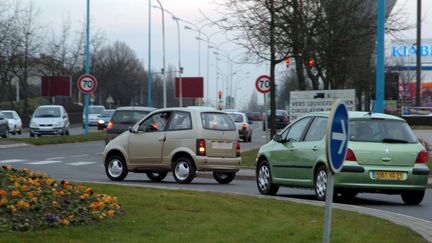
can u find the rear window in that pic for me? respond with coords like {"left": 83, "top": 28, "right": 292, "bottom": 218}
{"left": 228, "top": 113, "right": 244, "bottom": 123}
{"left": 349, "top": 119, "right": 417, "bottom": 143}
{"left": 201, "top": 112, "right": 236, "bottom": 131}
{"left": 111, "top": 110, "right": 150, "bottom": 124}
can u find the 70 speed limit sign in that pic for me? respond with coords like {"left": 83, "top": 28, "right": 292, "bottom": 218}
{"left": 255, "top": 75, "right": 271, "bottom": 94}
{"left": 77, "top": 74, "right": 97, "bottom": 94}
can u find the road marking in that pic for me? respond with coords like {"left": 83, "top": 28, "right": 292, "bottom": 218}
{"left": 46, "top": 157, "right": 64, "bottom": 160}
{"left": 68, "top": 161, "right": 97, "bottom": 166}
{"left": 26, "top": 161, "right": 62, "bottom": 165}
{"left": 0, "top": 159, "right": 28, "bottom": 163}
{"left": 71, "top": 154, "right": 89, "bottom": 158}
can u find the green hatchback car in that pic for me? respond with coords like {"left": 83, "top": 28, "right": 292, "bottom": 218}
{"left": 256, "top": 111, "right": 429, "bottom": 205}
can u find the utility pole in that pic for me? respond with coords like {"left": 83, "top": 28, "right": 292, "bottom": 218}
{"left": 415, "top": 0, "right": 422, "bottom": 106}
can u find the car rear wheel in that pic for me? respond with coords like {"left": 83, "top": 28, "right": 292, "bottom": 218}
{"left": 1, "top": 130, "right": 7, "bottom": 138}
{"left": 401, "top": 190, "right": 425, "bottom": 205}
{"left": 172, "top": 157, "right": 195, "bottom": 184}
{"left": 105, "top": 155, "right": 128, "bottom": 181}
{"left": 314, "top": 165, "right": 328, "bottom": 201}
{"left": 213, "top": 172, "right": 236, "bottom": 184}
{"left": 11, "top": 126, "right": 16, "bottom": 135}
{"left": 256, "top": 160, "right": 279, "bottom": 195}
{"left": 146, "top": 171, "right": 168, "bottom": 182}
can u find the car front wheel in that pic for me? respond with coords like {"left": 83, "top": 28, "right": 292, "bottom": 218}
{"left": 314, "top": 165, "right": 328, "bottom": 201}
{"left": 213, "top": 172, "right": 236, "bottom": 184}
{"left": 105, "top": 155, "right": 128, "bottom": 181}
{"left": 146, "top": 171, "right": 168, "bottom": 182}
{"left": 401, "top": 190, "right": 425, "bottom": 205}
{"left": 172, "top": 157, "right": 195, "bottom": 184}
{"left": 256, "top": 160, "right": 279, "bottom": 195}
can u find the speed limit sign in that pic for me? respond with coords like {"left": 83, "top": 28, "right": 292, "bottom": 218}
{"left": 255, "top": 75, "right": 271, "bottom": 94}
{"left": 77, "top": 74, "right": 97, "bottom": 94}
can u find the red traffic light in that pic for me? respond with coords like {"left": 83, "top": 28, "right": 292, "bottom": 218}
{"left": 308, "top": 58, "right": 315, "bottom": 67}
{"left": 218, "top": 90, "right": 222, "bottom": 99}
{"left": 285, "top": 58, "right": 290, "bottom": 67}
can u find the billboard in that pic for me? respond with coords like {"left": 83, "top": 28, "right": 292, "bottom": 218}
{"left": 289, "top": 89, "right": 356, "bottom": 121}
{"left": 175, "top": 77, "right": 204, "bottom": 98}
{"left": 41, "top": 76, "right": 71, "bottom": 97}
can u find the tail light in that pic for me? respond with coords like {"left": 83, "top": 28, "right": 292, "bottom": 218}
{"left": 241, "top": 123, "right": 247, "bottom": 130}
{"left": 106, "top": 121, "right": 113, "bottom": 132}
{"left": 236, "top": 143, "right": 240, "bottom": 157}
{"left": 283, "top": 116, "right": 289, "bottom": 122}
{"left": 345, "top": 148, "right": 357, "bottom": 161}
{"left": 196, "top": 139, "right": 206, "bottom": 156}
{"left": 415, "top": 151, "right": 429, "bottom": 164}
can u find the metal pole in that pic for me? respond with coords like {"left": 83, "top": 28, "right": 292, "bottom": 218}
{"left": 147, "top": 0, "right": 152, "bottom": 107}
{"left": 416, "top": 0, "right": 422, "bottom": 106}
{"left": 174, "top": 18, "right": 183, "bottom": 107}
{"left": 374, "top": 0, "right": 385, "bottom": 113}
{"left": 155, "top": 0, "right": 166, "bottom": 108}
{"left": 207, "top": 40, "right": 210, "bottom": 105}
{"left": 16, "top": 81, "right": 19, "bottom": 102}
{"left": 84, "top": 0, "right": 90, "bottom": 135}
{"left": 323, "top": 173, "right": 335, "bottom": 243}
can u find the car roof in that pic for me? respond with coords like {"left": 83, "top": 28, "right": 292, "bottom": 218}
{"left": 114, "top": 106, "right": 156, "bottom": 111}
{"left": 305, "top": 111, "right": 405, "bottom": 121}
{"left": 36, "top": 105, "right": 63, "bottom": 108}
{"left": 186, "top": 106, "right": 217, "bottom": 111}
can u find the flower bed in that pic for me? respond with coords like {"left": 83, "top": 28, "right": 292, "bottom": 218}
{"left": 0, "top": 165, "right": 123, "bottom": 232}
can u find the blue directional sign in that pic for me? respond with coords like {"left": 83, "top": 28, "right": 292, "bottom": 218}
{"left": 325, "top": 99, "right": 349, "bottom": 174}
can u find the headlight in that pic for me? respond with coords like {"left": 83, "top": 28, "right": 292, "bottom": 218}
{"left": 30, "top": 121, "right": 37, "bottom": 127}
{"left": 55, "top": 122, "right": 63, "bottom": 127}
{"left": 98, "top": 120, "right": 104, "bottom": 124}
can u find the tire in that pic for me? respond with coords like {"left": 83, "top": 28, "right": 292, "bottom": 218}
{"left": 65, "top": 129, "right": 70, "bottom": 136}
{"left": 105, "top": 155, "right": 128, "bottom": 181}
{"left": 314, "top": 165, "right": 328, "bottom": 201}
{"left": 11, "top": 126, "right": 16, "bottom": 135}
{"left": 30, "top": 132, "right": 34, "bottom": 137}
{"left": 17, "top": 129, "right": 21, "bottom": 135}
{"left": 213, "top": 172, "right": 236, "bottom": 184}
{"left": 256, "top": 160, "right": 279, "bottom": 195}
{"left": 248, "top": 133, "right": 252, "bottom": 142}
{"left": 1, "top": 131, "right": 7, "bottom": 138}
{"left": 146, "top": 171, "right": 168, "bottom": 182}
{"left": 401, "top": 190, "right": 425, "bottom": 205}
{"left": 172, "top": 157, "right": 195, "bottom": 184}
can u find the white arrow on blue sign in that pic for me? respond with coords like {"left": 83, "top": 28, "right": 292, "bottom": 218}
{"left": 325, "top": 99, "right": 349, "bottom": 174}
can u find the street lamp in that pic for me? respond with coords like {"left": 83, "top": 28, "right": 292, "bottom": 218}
{"left": 152, "top": 1, "right": 167, "bottom": 108}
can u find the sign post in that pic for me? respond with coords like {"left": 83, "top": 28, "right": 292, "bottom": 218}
{"left": 77, "top": 74, "right": 97, "bottom": 135}
{"left": 256, "top": 75, "right": 271, "bottom": 139}
{"left": 323, "top": 99, "right": 349, "bottom": 243}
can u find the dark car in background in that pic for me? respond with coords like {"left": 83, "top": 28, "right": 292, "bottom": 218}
{"left": 249, "top": 112, "right": 263, "bottom": 121}
{"left": 105, "top": 106, "right": 156, "bottom": 144}
{"left": 0, "top": 112, "right": 8, "bottom": 138}
{"left": 264, "top": 109, "right": 289, "bottom": 130}
{"left": 97, "top": 109, "right": 115, "bottom": 130}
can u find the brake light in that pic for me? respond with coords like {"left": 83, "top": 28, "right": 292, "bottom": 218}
{"left": 283, "top": 116, "right": 289, "bottom": 122}
{"left": 236, "top": 143, "right": 240, "bottom": 157}
{"left": 415, "top": 151, "right": 429, "bottom": 164}
{"left": 196, "top": 139, "right": 206, "bottom": 156}
{"left": 241, "top": 123, "right": 247, "bottom": 130}
{"left": 106, "top": 121, "right": 113, "bottom": 132}
{"left": 345, "top": 148, "right": 357, "bottom": 161}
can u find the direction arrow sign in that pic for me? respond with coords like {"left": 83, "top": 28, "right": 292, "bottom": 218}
{"left": 325, "top": 99, "right": 349, "bottom": 174}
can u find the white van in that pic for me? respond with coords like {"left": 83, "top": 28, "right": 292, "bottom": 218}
{"left": 29, "top": 105, "right": 70, "bottom": 137}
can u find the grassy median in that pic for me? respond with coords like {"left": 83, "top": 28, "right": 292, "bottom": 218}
{"left": 241, "top": 148, "right": 259, "bottom": 167}
{"left": 6, "top": 132, "right": 105, "bottom": 145}
{"left": 0, "top": 183, "right": 425, "bottom": 242}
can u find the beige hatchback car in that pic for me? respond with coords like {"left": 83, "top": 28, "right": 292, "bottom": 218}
{"left": 103, "top": 108, "right": 241, "bottom": 184}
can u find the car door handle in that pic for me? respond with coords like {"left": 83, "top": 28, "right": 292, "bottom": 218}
{"left": 312, "top": 146, "right": 318, "bottom": 151}
{"left": 158, "top": 136, "right": 166, "bottom": 142}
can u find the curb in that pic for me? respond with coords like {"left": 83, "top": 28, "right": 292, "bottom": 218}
{"left": 0, "top": 143, "right": 30, "bottom": 149}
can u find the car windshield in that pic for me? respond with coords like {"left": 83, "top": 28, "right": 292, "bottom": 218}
{"left": 111, "top": 110, "right": 150, "bottom": 124}
{"left": 349, "top": 119, "right": 417, "bottom": 143}
{"left": 201, "top": 112, "right": 236, "bottom": 131}
{"left": 228, "top": 113, "right": 244, "bottom": 123}
{"left": 88, "top": 106, "right": 105, "bottom": 114}
{"left": 100, "top": 110, "right": 114, "bottom": 117}
{"left": 34, "top": 107, "right": 61, "bottom": 118}
{"left": 2, "top": 112, "right": 13, "bottom": 119}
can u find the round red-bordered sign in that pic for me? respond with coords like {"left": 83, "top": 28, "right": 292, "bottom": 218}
{"left": 77, "top": 74, "right": 97, "bottom": 94}
{"left": 255, "top": 75, "right": 271, "bottom": 94}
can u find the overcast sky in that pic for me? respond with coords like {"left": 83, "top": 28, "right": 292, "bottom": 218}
{"left": 24, "top": 0, "right": 432, "bottom": 109}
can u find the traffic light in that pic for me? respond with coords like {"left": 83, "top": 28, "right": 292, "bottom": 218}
{"left": 285, "top": 58, "right": 290, "bottom": 67}
{"left": 218, "top": 90, "right": 222, "bottom": 99}
{"left": 308, "top": 58, "right": 315, "bottom": 67}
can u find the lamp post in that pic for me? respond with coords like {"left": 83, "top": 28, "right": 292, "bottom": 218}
{"left": 146, "top": 0, "right": 152, "bottom": 107}
{"left": 84, "top": 0, "right": 91, "bottom": 135}
{"left": 153, "top": 0, "right": 166, "bottom": 108}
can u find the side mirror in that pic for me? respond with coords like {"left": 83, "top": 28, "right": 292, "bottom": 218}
{"left": 273, "top": 134, "right": 282, "bottom": 143}
{"left": 128, "top": 126, "right": 135, "bottom": 133}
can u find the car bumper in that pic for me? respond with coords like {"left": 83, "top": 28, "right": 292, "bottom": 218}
{"left": 238, "top": 129, "right": 248, "bottom": 138}
{"left": 195, "top": 156, "right": 241, "bottom": 172}
{"left": 334, "top": 162, "right": 429, "bottom": 191}
{"left": 30, "top": 127, "right": 64, "bottom": 135}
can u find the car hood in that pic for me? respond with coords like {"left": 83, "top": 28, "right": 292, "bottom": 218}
{"left": 31, "top": 117, "right": 63, "bottom": 124}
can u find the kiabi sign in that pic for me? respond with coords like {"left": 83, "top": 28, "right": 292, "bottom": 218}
{"left": 391, "top": 39, "right": 432, "bottom": 65}
{"left": 392, "top": 45, "right": 432, "bottom": 57}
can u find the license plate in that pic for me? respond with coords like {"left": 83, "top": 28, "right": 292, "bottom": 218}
{"left": 374, "top": 171, "right": 404, "bottom": 180}
{"left": 211, "top": 142, "right": 233, "bottom": 149}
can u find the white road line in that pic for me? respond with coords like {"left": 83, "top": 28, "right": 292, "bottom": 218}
{"left": 26, "top": 161, "right": 62, "bottom": 165}
{"left": 68, "top": 161, "right": 97, "bottom": 166}
{"left": 71, "top": 154, "right": 89, "bottom": 158}
{"left": 0, "top": 159, "right": 28, "bottom": 163}
{"left": 46, "top": 157, "right": 64, "bottom": 160}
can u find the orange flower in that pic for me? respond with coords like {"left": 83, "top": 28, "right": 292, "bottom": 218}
{"left": 26, "top": 192, "right": 34, "bottom": 198}
{"left": 0, "top": 198, "right": 7, "bottom": 206}
{"left": 52, "top": 201, "right": 59, "bottom": 208}
{"left": 90, "top": 202, "right": 99, "bottom": 210}
{"left": 107, "top": 210, "right": 115, "bottom": 217}
{"left": 60, "top": 191, "right": 65, "bottom": 197}
{"left": 9, "top": 205, "right": 17, "bottom": 214}
{"left": 10, "top": 191, "right": 20, "bottom": 197}
{"left": 59, "top": 219, "right": 70, "bottom": 226}
{"left": 98, "top": 201, "right": 105, "bottom": 209}
{"left": 80, "top": 193, "right": 89, "bottom": 200}
{"left": 21, "top": 185, "right": 28, "bottom": 191}
{"left": 16, "top": 200, "right": 30, "bottom": 208}
{"left": 0, "top": 190, "right": 6, "bottom": 196}
{"left": 45, "top": 178, "right": 55, "bottom": 185}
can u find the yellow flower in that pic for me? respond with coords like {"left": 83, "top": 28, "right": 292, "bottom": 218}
{"left": 59, "top": 219, "right": 70, "bottom": 226}
{"left": 0, "top": 198, "right": 7, "bottom": 206}
{"left": 60, "top": 191, "right": 65, "bottom": 196}
{"left": 6, "top": 165, "right": 13, "bottom": 171}
{"left": 52, "top": 201, "right": 59, "bottom": 208}
{"left": 9, "top": 205, "right": 17, "bottom": 214}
